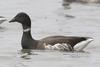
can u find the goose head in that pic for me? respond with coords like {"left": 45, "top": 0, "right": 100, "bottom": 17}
{"left": 9, "top": 12, "right": 31, "bottom": 28}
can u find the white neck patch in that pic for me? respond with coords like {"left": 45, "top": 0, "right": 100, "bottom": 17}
{"left": 23, "top": 28, "right": 31, "bottom": 32}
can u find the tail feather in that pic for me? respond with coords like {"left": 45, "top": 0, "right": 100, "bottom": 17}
{"left": 74, "top": 38, "right": 93, "bottom": 51}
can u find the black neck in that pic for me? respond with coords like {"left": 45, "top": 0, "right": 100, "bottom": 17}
{"left": 21, "top": 24, "right": 37, "bottom": 49}
{"left": 22, "top": 30, "right": 33, "bottom": 39}
{"left": 22, "top": 24, "right": 31, "bottom": 30}
{"left": 22, "top": 24, "right": 33, "bottom": 39}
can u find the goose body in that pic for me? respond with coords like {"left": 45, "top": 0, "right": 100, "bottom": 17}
{"left": 9, "top": 12, "right": 93, "bottom": 51}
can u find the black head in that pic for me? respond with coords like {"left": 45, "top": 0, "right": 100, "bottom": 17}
{"left": 9, "top": 12, "right": 31, "bottom": 27}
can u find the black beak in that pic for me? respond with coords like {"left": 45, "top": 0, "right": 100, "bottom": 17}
{"left": 9, "top": 18, "right": 16, "bottom": 23}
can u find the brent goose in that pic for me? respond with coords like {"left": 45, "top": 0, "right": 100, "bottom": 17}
{"left": 0, "top": 16, "right": 6, "bottom": 24}
{"left": 9, "top": 12, "right": 93, "bottom": 51}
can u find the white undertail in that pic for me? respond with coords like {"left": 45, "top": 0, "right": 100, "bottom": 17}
{"left": 74, "top": 38, "right": 93, "bottom": 51}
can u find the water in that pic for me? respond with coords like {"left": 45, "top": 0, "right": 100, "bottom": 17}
{"left": 0, "top": 0, "right": 100, "bottom": 67}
